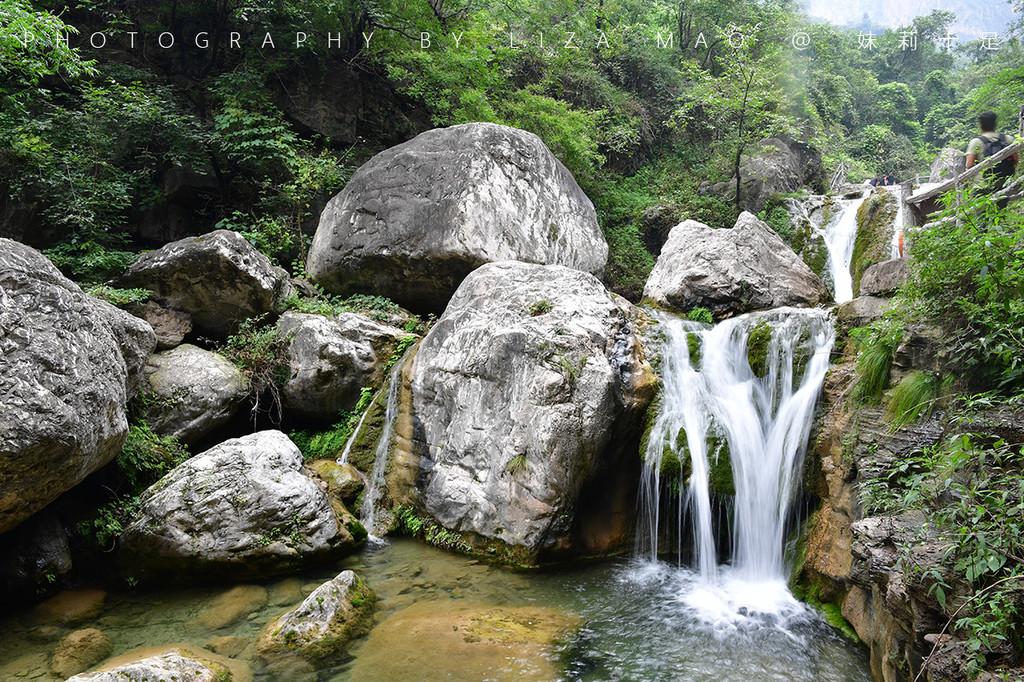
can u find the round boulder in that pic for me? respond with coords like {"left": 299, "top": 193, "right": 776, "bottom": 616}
{"left": 138, "top": 344, "right": 247, "bottom": 444}
{"left": 0, "top": 239, "right": 156, "bottom": 535}
{"left": 643, "top": 212, "right": 827, "bottom": 317}
{"left": 119, "top": 430, "right": 358, "bottom": 582}
{"left": 389, "top": 261, "right": 656, "bottom": 564}
{"left": 256, "top": 570, "right": 374, "bottom": 662}
{"left": 307, "top": 122, "right": 608, "bottom": 313}
{"left": 50, "top": 628, "right": 112, "bottom": 678}
{"left": 115, "top": 229, "right": 294, "bottom": 338}
{"left": 277, "top": 312, "right": 408, "bottom": 421}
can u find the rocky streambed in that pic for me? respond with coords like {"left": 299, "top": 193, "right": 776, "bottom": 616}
{"left": 0, "top": 538, "right": 873, "bottom": 681}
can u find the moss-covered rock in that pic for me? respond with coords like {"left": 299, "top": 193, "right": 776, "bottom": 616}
{"left": 747, "top": 321, "right": 773, "bottom": 378}
{"left": 851, "top": 192, "right": 897, "bottom": 296}
{"left": 257, "top": 570, "right": 375, "bottom": 662}
{"left": 686, "top": 332, "right": 702, "bottom": 365}
{"left": 707, "top": 433, "right": 734, "bottom": 497}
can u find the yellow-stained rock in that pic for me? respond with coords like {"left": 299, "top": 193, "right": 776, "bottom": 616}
{"left": 51, "top": 627, "right": 112, "bottom": 678}
{"left": 197, "top": 585, "right": 267, "bottom": 630}
{"left": 34, "top": 589, "right": 106, "bottom": 626}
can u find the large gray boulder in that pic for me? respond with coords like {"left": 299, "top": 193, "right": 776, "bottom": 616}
{"left": 0, "top": 239, "right": 156, "bottom": 535}
{"left": 66, "top": 648, "right": 232, "bottom": 682}
{"left": 277, "top": 312, "right": 407, "bottom": 421}
{"left": 643, "top": 212, "right": 828, "bottom": 317}
{"left": 699, "top": 136, "right": 824, "bottom": 213}
{"left": 389, "top": 261, "right": 656, "bottom": 564}
{"left": 119, "top": 430, "right": 358, "bottom": 582}
{"left": 0, "top": 510, "right": 72, "bottom": 601}
{"left": 307, "top": 123, "right": 608, "bottom": 313}
{"left": 929, "top": 147, "right": 965, "bottom": 183}
{"left": 138, "top": 344, "right": 248, "bottom": 444}
{"left": 116, "top": 230, "right": 294, "bottom": 338}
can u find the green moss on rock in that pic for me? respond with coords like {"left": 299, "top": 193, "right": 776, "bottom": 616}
{"left": 687, "top": 333, "right": 702, "bottom": 365}
{"left": 707, "top": 434, "right": 734, "bottom": 496}
{"left": 747, "top": 322, "right": 773, "bottom": 378}
{"left": 851, "top": 192, "right": 897, "bottom": 295}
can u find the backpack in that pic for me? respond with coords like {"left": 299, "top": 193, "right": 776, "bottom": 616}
{"left": 982, "top": 133, "right": 1016, "bottom": 180}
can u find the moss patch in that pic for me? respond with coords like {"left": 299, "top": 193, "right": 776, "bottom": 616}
{"left": 686, "top": 333, "right": 702, "bottom": 365}
{"left": 747, "top": 321, "right": 773, "bottom": 378}
{"left": 344, "top": 388, "right": 388, "bottom": 474}
{"left": 851, "top": 192, "right": 897, "bottom": 295}
{"left": 707, "top": 433, "right": 734, "bottom": 497}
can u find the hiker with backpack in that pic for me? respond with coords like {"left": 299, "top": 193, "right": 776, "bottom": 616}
{"left": 966, "top": 111, "right": 1018, "bottom": 189}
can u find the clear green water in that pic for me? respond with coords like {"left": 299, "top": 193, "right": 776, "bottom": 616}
{"left": 0, "top": 538, "right": 872, "bottom": 681}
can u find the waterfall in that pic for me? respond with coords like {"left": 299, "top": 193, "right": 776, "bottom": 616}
{"left": 336, "top": 388, "right": 382, "bottom": 465}
{"left": 358, "top": 352, "right": 409, "bottom": 540}
{"left": 637, "top": 308, "right": 835, "bottom": 586}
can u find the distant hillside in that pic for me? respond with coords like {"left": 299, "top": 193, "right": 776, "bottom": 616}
{"left": 802, "top": 0, "right": 1015, "bottom": 40}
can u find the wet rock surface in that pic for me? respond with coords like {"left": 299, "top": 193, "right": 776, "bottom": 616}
{"left": 859, "top": 258, "right": 908, "bottom": 297}
{"left": 115, "top": 230, "right": 294, "bottom": 339}
{"left": 643, "top": 212, "right": 827, "bottom": 317}
{"left": 391, "top": 261, "right": 656, "bottom": 564}
{"left": 307, "top": 122, "right": 607, "bottom": 312}
{"left": 119, "top": 430, "right": 356, "bottom": 582}
{"left": 0, "top": 238, "right": 156, "bottom": 535}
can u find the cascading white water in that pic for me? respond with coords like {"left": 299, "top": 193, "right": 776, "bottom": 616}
{"left": 359, "top": 353, "right": 409, "bottom": 540}
{"left": 795, "top": 192, "right": 868, "bottom": 303}
{"left": 336, "top": 388, "right": 383, "bottom": 465}
{"left": 637, "top": 308, "right": 835, "bottom": 590}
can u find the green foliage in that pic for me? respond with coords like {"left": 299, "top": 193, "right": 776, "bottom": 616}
{"left": 886, "top": 371, "right": 950, "bottom": 427}
{"left": 902, "top": 190, "right": 1024, "bottom": 391}
{"left": 116, "top": 421, "right": 189, "bottom": 492}
{"left": 505, "top": 453, "right": 528, "bottom": 476}
{"left": 851, "top": 319, "right": 902, "bottom": 402}
{"left": 391, "top": 505, "right": 472, "bottom": 554}
{"left": 290, "top": 386, "right": 375, "bottom": 461}
{"left": 76, "top": 496, "right": 141, "bottom": 552}
{"left": 86, "top": 284, "right": 150, "bottom": 307}
{"left": 860, "top": 431, "right": 1024, "bottom": 675}
{"left": 686, "top": 307, "right": 713, "bottom": 325}
{"left": 220, "top": 316, "right": 290, "bottom": 422}
{"left": 528, "top": 299, "right": 552, "bottom": 317}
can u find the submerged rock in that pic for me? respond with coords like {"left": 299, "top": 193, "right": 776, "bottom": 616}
{"left": 643, "top": 212, "right": 827, "bottom": 317}
{"left": 277, "top": 311, "right": 407, "bottom": 420}
{"left": 138, "top": 344, "right": 248, "bottom": 444}
{"left": 115, "top": 229, "right": 294, "bottom": 338}
{"left": 391, "top": 261, "right": 656, "bottom": 564}
{"left": 0, "top": 239, "right": 156, "bottom": 535}
{"left": 197, "top": 585, "right": 268, "bottom": 630}
{"left": 33, "top": 589, "right": 106, "bottom": 626}
{"left": 345, "top": 600, "right": 581, "bottom": 681}
{"left": 50, "top": 628, "right": 112, "bottom": 678}
{"left": 256, "top": 570, "right": 374, "bottom": 661}
{"left": 307, "top": 122, "right": 607, "bottom": 312}
{"left": 119, "top": 431, "right": 358, "bottom": 582}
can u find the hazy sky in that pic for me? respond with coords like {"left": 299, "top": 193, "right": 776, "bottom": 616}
{"left": 801, "top": 0, "right": 1016, "bottom": 40}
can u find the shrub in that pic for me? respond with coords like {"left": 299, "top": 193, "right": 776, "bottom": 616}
{"left": 117, "top": 421, "right": 189, "bottom": 492}
{"left": 851, "top": 319, "right": 903, "bottom": 402}
{"left": 686, "top": 307, "right": 713, "bottom": 325}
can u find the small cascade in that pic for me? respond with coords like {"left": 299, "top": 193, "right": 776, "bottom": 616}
{"left": 336, "top": 388, "right": 383, "bottom": 465}
{"left": 359, "top": 351, "right": 411, "bottom": 541}
{"left": 788, "top": 192, "right": 868, "bottom": 304}
{"left": 637, "top": 308, "right": 834, "bottom": 590}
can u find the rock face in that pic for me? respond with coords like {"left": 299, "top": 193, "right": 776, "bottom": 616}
{"left": 859, "top": 258, "right": 908, "bottom": 297}
{"left": 128, "top": 301, "right": 192, "bottom": 350}
{"left": 643, "top": 212, "right": 828, "bottom": 317}
{"left": 277, "top": 312, "right": 407, "bottom": 420}
{"left": 307, "top": 123, "right": 608, "bottom": 312}
{"left": 389, "top": 261, "right": 656, "bottom": 564}
{"left": 116, "top": 230, "right": 294, "bottom": 338}
{"left": 0, "top": 511, "right": 72, "bottom": 601}
{"left": 699, "top": 136, "right": 824, "bottom": 213}
{"left": 0, "top": 239, "right": 156, "bottom": 535}
{"left": 257, "top": 570, "right": 374, "bottom": 661}
{"left": 138, "top": 344, "right": 247, "bottom": 444}
{"left": 119, "top": 430, "right": 356, "bottom": 582}
{"left": 929, "top": 147, "right": 965, "bottom": 183}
